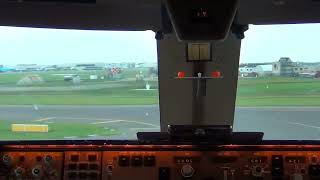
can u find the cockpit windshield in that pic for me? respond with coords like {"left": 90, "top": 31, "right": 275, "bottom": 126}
{"left": 2, "top": 24, "right": 320, "bottom": 141}
{"left": 234, "top": 24, "right": 320, "bottom": 140}
{"left": 0, "top": 26, "right": 160, "bottom": 140}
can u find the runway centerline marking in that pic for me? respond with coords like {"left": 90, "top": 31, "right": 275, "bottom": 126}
{"left": 32, "top": 117, "right": 56, "bottom": 122}
{"left": 288, "top": 121, "right": 320, "bottom": 129}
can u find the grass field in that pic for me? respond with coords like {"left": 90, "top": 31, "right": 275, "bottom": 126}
{"left": 1, "top": 69, "right": 320, "bottom": 106}
{"left": 0, "top": 81, "right": 159, "bottom": 105}
{"left": 0, "top": 68, "right": 159, "bottom": 105}
{"left": 0, "top": 120, "right": 119, "bottom": 140}
{"left": 2, "top": 72, "right": 320, "bottom": 140}
{"left": 236, "top": 77, "right": 320, "bottom": 106}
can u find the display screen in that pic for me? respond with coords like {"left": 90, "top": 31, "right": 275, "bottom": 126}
{"left": 0, "top": 27, "right": 159, "bottom": 140}
{"left": 234, "top": 24, "right": 320, "bottom": 140}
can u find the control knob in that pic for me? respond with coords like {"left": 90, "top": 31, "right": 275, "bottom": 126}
{"left": 32, "top": 166, "right": 43, "bottom": 177}
{"left": 14, "top": 166, "right": 25, "bottom": 177}
{"left": 44, "top": 155, "right": 53, "bottom": 165}
{"left": 181, "top": 164, "right": 195, "bottom": 178}
{"left": 2, "top": 154, "right": 11, "bottom": 165}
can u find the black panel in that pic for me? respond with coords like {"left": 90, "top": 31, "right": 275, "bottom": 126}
{"left": 9, "top": 0, "right": 96, "bottom": 4}
{"left": 165, "top": 0, "right": 238, "bottom": 41}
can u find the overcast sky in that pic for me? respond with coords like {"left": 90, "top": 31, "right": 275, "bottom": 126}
{"left": 0, "top": 27, "right": 157, "bottom": 65}
{"left": 240, "top": 23, "right": 320, "bottom": 63}
{"left": 0, "top": 23, "right": 320, "bottom": 65}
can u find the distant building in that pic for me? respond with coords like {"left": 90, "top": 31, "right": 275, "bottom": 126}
{"left": 293, "top": 66, "right": 311, "bottom": 74}
{"left": 16, "top": 64, "right": 42, "bottom": 72}
{"left": 66, "top": 63, "right": 106, "bottom": 71}
{"left": 136, "top": 62, "right": 157, "bottom": 68}
{"left": 239, "top": 64, "right": 272, "bottom": 77}
{"left": 255, "top": 64, "right": 273, "bottom": 76}
{"left": 239, "top": 66, "right": 257, "bottom": 77}
{"left": 271, "top": 58, "right": 320, "bottom": 77}
{"left": 272, "top": 57, "right": 297, "bottom": 76}
{"left": 239, "top": 67, "right": 254, "bottom": 73}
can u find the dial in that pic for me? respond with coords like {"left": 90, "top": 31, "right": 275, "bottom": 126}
{"left": 181, "top": 164, "right": 195, "bottom": 178}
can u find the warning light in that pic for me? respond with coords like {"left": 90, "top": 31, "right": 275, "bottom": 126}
{"left": 177, "top": 71, "right": 186, "bottom": 78}
{"left": 211, "top": 71, "right": 221, "bottom": 78}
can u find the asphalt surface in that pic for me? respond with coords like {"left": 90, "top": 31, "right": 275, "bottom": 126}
{"left": 1, "top": 105, "right": 320, "bottom": 140}
{"left": 0, "top": 105, "right": 160, "bottom": 139}
{"left": 234, "top": 107, "right": 320, "bottom": 140}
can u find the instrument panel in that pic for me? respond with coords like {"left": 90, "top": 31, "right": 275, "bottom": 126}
{"left": 1, "top": 144, "right": 320, "bottom": 180}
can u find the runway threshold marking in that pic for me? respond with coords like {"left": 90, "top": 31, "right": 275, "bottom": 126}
{"left": 288, "top": 122, "right": 320, "bottom": 129}
{"left": 32, "top": 117, "right": 56, "bottom": 122}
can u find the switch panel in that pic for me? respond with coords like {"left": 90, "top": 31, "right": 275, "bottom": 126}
{"left": 1, "top": 144, "right": 320, "bottom": 180}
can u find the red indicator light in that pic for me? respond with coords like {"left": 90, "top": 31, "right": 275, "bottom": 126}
{"left": 202, "top": 11, "right": 208, "bottom": 17}
{"left": 211, "top": 71, "right": 221, "bottom": 78}
{"left": 177, "top": 72, "right": 186, "bottom": 78}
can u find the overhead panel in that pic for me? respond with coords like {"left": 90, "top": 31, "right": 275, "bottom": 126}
{"left": 0, "top": 0, "right": 161, "bottom": 31}
{"left": 237, "top": 0, "right": 320, "bottom": 24}
{"left": 164, "top": 0, "right": 239, "bottom": 41}
{"left": 8, "top": 0, "right": 95, "bottom": 3}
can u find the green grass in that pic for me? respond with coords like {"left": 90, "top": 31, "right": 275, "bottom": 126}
{"left": 0, "top": 120, "right": 119, "bottom": 140}
{"left": 0, "top": 80, "right": 159, "bottom": 105}
{"left": 0, "top": 95, "right": 158, "bottom": 105}
{"left": 3, "top": 70, "right": 320, "bottom": 106}
{"left": 0, "top": 68, "right": 151, "bottom": 86}
{"left": 236, "top": 77, "right": 320, "bottom": 106}
{"left": 0, "top": 69, "right": 159, "bottom": 105}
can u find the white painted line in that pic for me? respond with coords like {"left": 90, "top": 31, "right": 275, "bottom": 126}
{"left": 88, "top": 134, "right": 97, "bottom": 137}
{"left": 33, "top": 117, "right": 56, "bottom": 122}
{"left": 288, "top": 122, "right": 320, "bottom": 129}
{"left": 132, "top": 89, "right": 157, "bottom": 91}
{"left": 91, "top": 120, "right": 124, "bottom": 125}
{"left": 55, "top": 116, "right": 159, "bottom": 128}
{"left": 56, "top": 117, "right": 117, "bottom": 121}
{"left": 129, "top": 127, "right": 160, "bottom": 130}
{"left": 64, "top": 136, "right": 78, "bottom": 139}
{"left": 237, "top": 107, "right": 320, "bottom": 112}
{"left": 127, "top": 120, "right": 160, "bottom": 128}
{"left": 91, "top": 119, "right": 159, "bottom": 128}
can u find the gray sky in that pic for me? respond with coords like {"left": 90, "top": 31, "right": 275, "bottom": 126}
{"left": 0, "top": 23, "right": 320, "bottom": 65}
{"left": 240, "top": 23, "right": 320, "bottom": 63}
{"left": 0, "top": 27, "right": 157, "bottom": 65}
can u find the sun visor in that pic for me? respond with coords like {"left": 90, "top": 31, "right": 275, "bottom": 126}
{"left": 164, "top": 0, "right": 239, "bottom": 41}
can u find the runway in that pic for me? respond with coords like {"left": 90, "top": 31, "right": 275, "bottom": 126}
{"left": 0, "top": 105, "right": 160, "bottom": 139}
{"left": 234, "top": 107, "right": 320, "bottom": 140}
{"left": 1, "top": 105, "right": 320, "bottom": 140}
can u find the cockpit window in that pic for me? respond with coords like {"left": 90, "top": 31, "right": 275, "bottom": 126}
{"left": 0, "top": 26, "right": 159, "bottom": 140}
{"left": 234, "top": 24, "right": 320, "bottom": 140}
